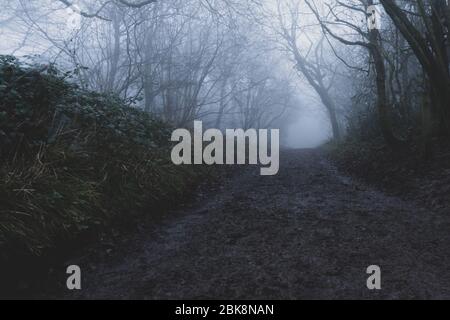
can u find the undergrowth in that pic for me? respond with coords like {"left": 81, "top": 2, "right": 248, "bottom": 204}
{"left": 0, "top": 55, "right": 209, "bottom": 291}
{"left": 325, "top": 134, "right": 450, "bottom": 214}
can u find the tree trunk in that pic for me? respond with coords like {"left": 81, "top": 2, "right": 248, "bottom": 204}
{"left": 315, "top": 85, "right": 341, "bottom": 141}
{"left": 368, "top": 0, "right": 402, "bottom": 147}
{"left": 369, "top": 30, "right": 401, "bottom": 147}
{"left": 380, "top": 0, "right": 450, "bottom": 133}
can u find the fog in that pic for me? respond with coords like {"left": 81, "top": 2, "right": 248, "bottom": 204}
{"left": 286, "top": 111, "right": 331, "bottom": 149}
{"left": 0, "top": 0, "right": 388, "bottom": 149}
{"left": 2, "top": 0, "right": 450, "bottom": 299}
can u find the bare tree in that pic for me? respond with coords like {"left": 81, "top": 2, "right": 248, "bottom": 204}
{"left": 304, "top": 0, "right": 403, "bottom": 147}
{"left": 379, "top": 0, "right": 450, "bottom": 133}
{"left": 274, "top": 0, "right": 341, "bottom": 140}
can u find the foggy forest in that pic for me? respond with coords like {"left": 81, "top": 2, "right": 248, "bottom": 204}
{"left": 0, "top": 0, "right": 449, "bottom": 300}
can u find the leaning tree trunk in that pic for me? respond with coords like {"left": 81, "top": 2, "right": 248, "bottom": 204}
{"left": 380, "top": 0, "right": 450, "bottom": 133}
{"left": 315, "top": 84, "right": 341, "bottom": 141}
{"left": 292, "top": 47, "right": 341, "bottom": 141}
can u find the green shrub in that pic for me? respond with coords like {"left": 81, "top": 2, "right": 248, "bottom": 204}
{"left": 0, "top": 56, "right": 206, "bottom": 267}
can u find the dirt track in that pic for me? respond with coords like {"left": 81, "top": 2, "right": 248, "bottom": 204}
{"left": 65, "top": 149, "right": 450, "bottom": 299}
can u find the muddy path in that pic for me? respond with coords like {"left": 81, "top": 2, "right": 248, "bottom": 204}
{"left": 64, "top": 149, "right": 450, "bottom": 299}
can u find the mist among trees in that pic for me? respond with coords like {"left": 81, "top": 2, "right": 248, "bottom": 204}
{"left": 2, "top": 0, "right": 449, "bottom": 147}
{"left": 1, "top": 0, "right": 450, "bottom": 299}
